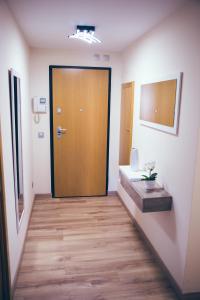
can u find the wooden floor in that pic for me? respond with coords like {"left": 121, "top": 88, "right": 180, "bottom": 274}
{"left": 14, "top": 196, "right": 177, "bottom": 300}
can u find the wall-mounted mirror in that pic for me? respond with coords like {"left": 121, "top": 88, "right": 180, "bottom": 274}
{"left": 9, "top": 69, "right": 24, "bottom": 231}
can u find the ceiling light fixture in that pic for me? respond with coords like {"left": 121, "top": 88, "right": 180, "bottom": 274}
{"left": 68, "top": 25, "right": 101, "bottom": 44}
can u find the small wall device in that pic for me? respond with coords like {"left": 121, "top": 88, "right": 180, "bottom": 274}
{"left": 32, "top": 97, "right": 47, "bottom": 113}
{"left": 32, "top": 97, "right": 47, "bottom": 124}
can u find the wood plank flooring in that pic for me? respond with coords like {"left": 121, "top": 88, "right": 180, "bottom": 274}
{"left": 14, "top": 196, "right": 177, "bottom": 300}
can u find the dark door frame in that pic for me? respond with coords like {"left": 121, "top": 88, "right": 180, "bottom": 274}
{"left": 0, "top": 128, "right": 11, "bottom": 300}
{"left": 49, "top": 65, "right": 112, "bottom": 197}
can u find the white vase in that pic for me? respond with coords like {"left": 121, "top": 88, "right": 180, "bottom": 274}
{"left": 130, "top": 148, "right": 139, "bottom": 171}
{"left": 144, "top": 180, "right": 156, "bottom": 190}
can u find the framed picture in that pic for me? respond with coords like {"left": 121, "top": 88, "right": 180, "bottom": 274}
{"left": 140, "top": 72, "right": 183, "bottom": 135}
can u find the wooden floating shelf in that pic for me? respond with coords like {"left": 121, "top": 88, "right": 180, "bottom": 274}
{"left": 119, "top": 170, "right": 172, "bottom": 213}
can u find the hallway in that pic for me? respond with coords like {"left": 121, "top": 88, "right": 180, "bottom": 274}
{"left": 14, "top": 196, "right": 177, "bottom": 300}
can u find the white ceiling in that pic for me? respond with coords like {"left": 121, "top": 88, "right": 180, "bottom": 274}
{"left": 6, "top": 0, "right": 187, "bottom": 52}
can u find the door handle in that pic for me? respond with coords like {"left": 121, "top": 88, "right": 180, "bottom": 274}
{"left": 57, "top": 126, "right": 67, "bottom": 137}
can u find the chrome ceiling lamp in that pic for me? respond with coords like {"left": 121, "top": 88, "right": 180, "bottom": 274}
{"left": 68, "top": 25, "right": 101, "bottom": 44}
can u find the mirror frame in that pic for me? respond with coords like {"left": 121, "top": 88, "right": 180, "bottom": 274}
{"left": 9, "top": 68, "right": 24, "bottom": 232}
{"left": 140, "top": 72, "right": 183, "bottom": 135}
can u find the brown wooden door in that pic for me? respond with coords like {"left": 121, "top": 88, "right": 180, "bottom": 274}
{"left": 51, "top": 67, "right": 110, "bottom": 197}
{"left": 119, "top": 82, "right": 134, "bottom": 165}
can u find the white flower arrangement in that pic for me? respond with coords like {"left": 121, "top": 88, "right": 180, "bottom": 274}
{"left": 142, "top": 161, "right": 157, "bottom": 181}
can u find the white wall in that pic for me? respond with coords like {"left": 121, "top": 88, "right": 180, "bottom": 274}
{"left": 183, "top": 128, "right": 200, "bottom": 293}
{"left": 30, "top": 49, "right": 121, "bottom": 194}
{"left": 119, "top": 0, "right": 200, "bottom": 293}
{"left": 0, "top": 0, "right": 34, "bottom": 286}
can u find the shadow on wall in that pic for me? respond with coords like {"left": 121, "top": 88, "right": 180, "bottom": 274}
{"left": 154, "top": 210, "right": 177, "bottom": 242}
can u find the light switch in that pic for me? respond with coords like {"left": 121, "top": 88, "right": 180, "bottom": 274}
{"left": 38, "top": 132, "right": 45, "bottom": 138}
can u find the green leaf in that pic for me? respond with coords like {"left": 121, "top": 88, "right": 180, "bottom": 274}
{"left": 141, "top": 175, "right": 149, "bottom": 179}
{"left": 141, "top": 173, "right": 158, "bottom": 181}
{"left": 151, "top": 173, "right": 158, "bottom": 177}
{"left": 149, "top": 173, "right": 157, "bottom": 180}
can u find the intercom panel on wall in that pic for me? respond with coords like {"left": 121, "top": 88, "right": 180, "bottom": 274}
{"left": 32, "top": 97, "right": 47, "bottom": 113}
